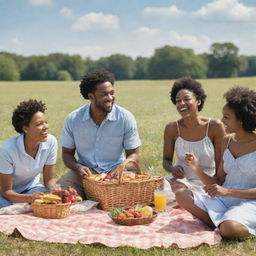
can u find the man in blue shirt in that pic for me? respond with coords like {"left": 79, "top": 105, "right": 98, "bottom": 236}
{"left": 58, "top": 69, "right": 141, "bottom": 198}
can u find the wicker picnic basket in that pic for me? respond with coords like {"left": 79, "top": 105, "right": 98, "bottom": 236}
{"left": 111, "top": 212, "right": 157, "bottom": 226}
{"left": 83, "top": 159, "right": 164, "bottom": 211}
{"left": 31, "top": 202, "right": 71, "bottom": 219}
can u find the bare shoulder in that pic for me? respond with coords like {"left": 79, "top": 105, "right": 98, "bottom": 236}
{"left": 164, "top": 121, "right": 179, "bottom": 138}
{"left": 209, "top": 118, "right": 225, "bottom": 132}
{"left": 211, "top": 118, "right": 224, "bottom": 126}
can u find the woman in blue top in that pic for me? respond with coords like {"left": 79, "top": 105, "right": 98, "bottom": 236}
{"left": 0, "top": 99, "right": 57, "bottom": 208}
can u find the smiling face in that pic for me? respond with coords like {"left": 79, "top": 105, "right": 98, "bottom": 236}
{"left": 89, "top": 81, "right": 115, "bottom": 113}
{"left": 22, "top": 111, "right": 49, "bottom": 143}
{"left": 175, "top": 89, "right": 200, "bottom": 118}
{"left": 221, "top": 105, "right": 242, "bottom": 134}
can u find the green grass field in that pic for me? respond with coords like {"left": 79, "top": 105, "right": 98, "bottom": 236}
{"left": 0, "top": 77, "right": 256, "bottom": 255}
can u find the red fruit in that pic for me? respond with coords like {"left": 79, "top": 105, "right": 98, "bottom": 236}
{"left": 69, "top": 195, "right": 77, "bottom": 203}
{"left": 63, "top": 196, "right": 70, "bottom": 203}
{"left": 133, "top": 212, "right": 141, "bottom": 218}
{"left": 63, "top": 190, "right": 70, "bottom": 196}
{"left": 124, "top": 211, "right": 134, "bottom": 218}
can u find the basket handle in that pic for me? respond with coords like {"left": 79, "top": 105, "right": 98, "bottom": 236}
{"left": 116, "top": 159, "right": 142, "bottom": 183}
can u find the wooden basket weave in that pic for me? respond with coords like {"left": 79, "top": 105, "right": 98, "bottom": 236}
{"left": 111, "top": 212, "right": 157, "bottom": 226}
{"left": 83, "top": 160, "right": 164, "bottom": 211}
{"left": 32, "top": 202, "right": 71, "bottom": 219}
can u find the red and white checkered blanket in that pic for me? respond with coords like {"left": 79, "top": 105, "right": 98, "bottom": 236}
{"left": 0, "top": 206, "right": 221, "bottom": 249}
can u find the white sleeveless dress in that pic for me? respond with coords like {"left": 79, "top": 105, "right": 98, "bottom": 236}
{"left": 165, "top": 119, "right": 216, "bottom": 198}
{"left": 195, "top": 139, "right": 256, "bottom": 235}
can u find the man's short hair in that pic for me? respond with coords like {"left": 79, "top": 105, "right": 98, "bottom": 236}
{"left": 80, "top": 69, "right": 115, "bottom": 100}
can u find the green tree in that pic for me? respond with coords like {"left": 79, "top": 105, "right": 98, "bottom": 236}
{"left": 239, "top": 56, "right": 256, "bottom": 77}
{"left": 48, "top": 53, "right": 85, "bottom": 80}
{"left": 57, "top": 70, "right": 73, "bottom": 81}
{"left": 94, "top": 54, "right": 136, "bottom": 80}
{"left": 207, "top": 42, "right": 241, "bottom": 78}
{"left": 134, "top": 56, "right": 149, "bottom": 79}
{"left": 148, "top": 45, "right": 206, "bottom": 79}
{"left": 0, "top": 55, "right": 20, "bottom": 80}
{"left": 21, "top": 57, "right": 58, "bottom": 80}
{"left": 0, "top": 51, "right": 28, "bottom": 75}
{"left": 84, "top": 57, "right": 97, "bottom": 73}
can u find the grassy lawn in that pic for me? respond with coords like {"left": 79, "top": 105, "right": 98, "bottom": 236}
{"left": 0, "top": 77, "right": 256, "bottom": 255}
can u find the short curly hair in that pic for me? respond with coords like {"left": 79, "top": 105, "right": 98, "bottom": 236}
{"left": 79, "top": 68, "right": 115, "bottom": 100}
{"left": 170, "top": 77, "right": 207, "bottom": 111}
{"left": 223, "top": 86, "right": 256, "bottom": 132}
{"left": 12, "top": 99, "right": 47, "bottom": 134}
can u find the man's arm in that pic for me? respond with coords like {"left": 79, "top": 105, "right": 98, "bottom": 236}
{"left": 124, "top": 147, "right": 140, "bottom": 171}
{"left": 62, "top": 147, "right": 92, "bottom": 176}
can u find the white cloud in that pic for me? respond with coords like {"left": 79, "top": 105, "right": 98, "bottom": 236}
{"left": 142, "top": 5, "right": 184, "bottom": 17}
{"left": 72, "top": 12, "right": 119, "bottom": 31}
{"left": 132, "top": 26, "right": 158, "bottom": 37}
{"left": 60, "top": 7, "right": 73, "bottom": 17}
{"left": 169, "top": 31, "right": 212, "bottom": 53}
{"left": 30, "top": 0, "right": 52, "bottom": 6}
{"left": 11, "top": 38, "right": 22, "bottom": 45}
{"left": 192, "top": 0, "right": 256, "bottom": 21}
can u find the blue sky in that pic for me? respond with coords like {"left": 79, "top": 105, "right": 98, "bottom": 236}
{"left": 0, "top": 0, "right": 255, "bottom": 59}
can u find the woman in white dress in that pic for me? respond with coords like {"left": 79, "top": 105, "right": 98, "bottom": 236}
{"left": 183, "top": 86, "right": 256, "bottom": 239}
{"left": 163, "top": 77, "right": 225, "bottom": 201}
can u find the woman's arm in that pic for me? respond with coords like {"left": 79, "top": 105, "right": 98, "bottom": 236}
{"left": 163, "top": 122, "right": 185, "bottom": 179}
{"left": 204, "top": 185, "right": 256, "bottom": 199}
{"left": 0, "top": 173, "right": 42, "bottom": 203}
{"left": 43, "top": 164, "right": 56, "bottom": 189}
{"left": 211, "top": 119, "right": 226, "bottom": 172}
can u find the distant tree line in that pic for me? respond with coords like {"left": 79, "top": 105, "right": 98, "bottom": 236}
{"left": 0, "top": 42, "right": 255, "bottom": 81}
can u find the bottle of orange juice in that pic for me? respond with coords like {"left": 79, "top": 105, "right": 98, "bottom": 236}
{"left": 154, "top": 189, "right": 167, "bottom": 211}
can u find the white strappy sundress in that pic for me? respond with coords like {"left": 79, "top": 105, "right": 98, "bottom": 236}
{"left": 166, "top": 119, "right": 216, "bottom": 196}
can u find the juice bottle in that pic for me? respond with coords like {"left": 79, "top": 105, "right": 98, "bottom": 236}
{"left": 154, "top": 190, "right": 167, "bottom": 211}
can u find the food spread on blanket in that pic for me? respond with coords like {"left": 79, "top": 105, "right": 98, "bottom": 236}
{"left": 108, "top": 205, "right": 153, "bottom": 219}
{"left": 33, "top": 187, "right": 82, "bottom": 204}
{"left": 87, "top": 172, "right": 151, "bottom": 182}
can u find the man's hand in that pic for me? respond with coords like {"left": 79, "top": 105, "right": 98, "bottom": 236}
{"left": 171, "top": 165, "right": 185, "bottom": 179}
{"left": 77, "top": 165, "right": 92, "bottom": 177}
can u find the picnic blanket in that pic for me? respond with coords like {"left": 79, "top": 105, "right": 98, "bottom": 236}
{"left": 0, "top": 205, "right": 221, "bottom": 249}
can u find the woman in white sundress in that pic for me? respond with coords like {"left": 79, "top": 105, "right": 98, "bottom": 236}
{"left": 163, "top": 77, "right": 225, "bottom": 202}
{"left": 183, "top": 86, "right": 256, "bottom": 239}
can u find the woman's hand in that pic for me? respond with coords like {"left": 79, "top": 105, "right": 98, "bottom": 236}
{"left": 204, "top": 184, "right": 229, "bottom": 197}
{"left": 184, "top": 152, "right": 199, "bottom": 172}
{"left": 30, "top": 192, "right": 44, "bottom": 203}
{"left": 171, "top": 165, "right": 185, "bottom": 179}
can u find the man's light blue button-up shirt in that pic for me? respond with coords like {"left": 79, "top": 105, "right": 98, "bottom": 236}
{"left": 60, "top": 104, "right": 141, "bottom": 173}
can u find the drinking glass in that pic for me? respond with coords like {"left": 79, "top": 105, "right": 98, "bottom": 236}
{"left": 154, "top": 189, "right": 167, "bottom": 212}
